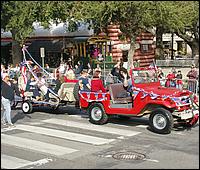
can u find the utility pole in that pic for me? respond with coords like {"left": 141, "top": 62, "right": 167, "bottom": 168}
{"left": 40, "top": 47, "right": 45, "bottom": 69}
{"left": 171, "top": 33, "right": 174, "bottom": 60}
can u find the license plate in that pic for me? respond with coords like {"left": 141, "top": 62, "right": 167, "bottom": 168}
{"left": 181, "top": 110, "right": 193, "bottom": 120}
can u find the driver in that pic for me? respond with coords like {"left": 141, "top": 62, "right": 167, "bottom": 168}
{"left": 119, "top": 69, "right": 134, "bottom": 97}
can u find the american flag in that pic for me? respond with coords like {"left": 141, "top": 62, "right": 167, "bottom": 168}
{"left": 148, "top": 59, "right": 158, "bottom": 71}
{"left": 20, "top": 62, "right": 28, "bottom": 85}
{"left": 148, "top": 60, "right": 158, "bottom": 78}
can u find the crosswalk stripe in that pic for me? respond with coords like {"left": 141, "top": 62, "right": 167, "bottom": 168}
{"left": 1, "top": 134, "right": 78, "bottom": 156}
{"left": 1, "top": 154, "right": 31, "bottom": 169}
{"left": 1, "top": 155, "right": 52, "bottom": 169}
{"left": 14, "top": 124, "right": 115, "bottom": 145}
{"left": 136, "top": 125, "right": 148, "bottom": 128}
{"left": 42, "top": 118, "right": 141, "bottom": 136}
{"left": 68, "top": 115, "right": 85, "bottom": 118}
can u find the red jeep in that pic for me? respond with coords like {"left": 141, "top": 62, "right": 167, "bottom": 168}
{"left": 79, "top": 67, "right": 199, "bottom": 134}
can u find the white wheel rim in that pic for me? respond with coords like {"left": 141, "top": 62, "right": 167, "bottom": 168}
{"left": 91, "top": 107, "right": 102, "bottom": 121}
{"left": 153, "top": 114, "right": 167, "bottom": 130}
{"left": 22, "top": 103, "right": 30, "bottom": 113}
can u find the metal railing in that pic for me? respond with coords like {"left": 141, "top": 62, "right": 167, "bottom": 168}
{"left": 160, "top": 78, "right": 199, "bottom": 95}
{"left": 156, "top": 59, "right": 199, "bottom": 67}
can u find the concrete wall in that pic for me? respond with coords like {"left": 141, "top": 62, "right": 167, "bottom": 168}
{"left": 156, "top": 59, "right": 199, "bottom": 68}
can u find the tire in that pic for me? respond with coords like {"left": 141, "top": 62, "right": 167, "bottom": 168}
{"left": 88, "top": 103, "right": 108, "bottom": 125}
{"left": 149, "top": 108, "right": 174, "bottom": 134}
{"left": 22, "top": 101, "right": 33, "bottom": 114}
{"left": 73, "top": 82, "right": 80, "bottom": 101}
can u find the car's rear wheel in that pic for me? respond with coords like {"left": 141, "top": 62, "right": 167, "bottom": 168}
{"left": 22, "top": 100, "right": 33, "bottom": 114}
{"left": 88, "top": 103, "right": 108, "bottom": 125}
{"left": 149, "top": 108, "right": 173, "bottom": 134}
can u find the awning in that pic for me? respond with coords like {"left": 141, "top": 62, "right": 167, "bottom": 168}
{"left": 87, "top": 36, "right": 110, "bottom": 42}
{"left": 72, "top": 37, "right": 89, "bottom": 42}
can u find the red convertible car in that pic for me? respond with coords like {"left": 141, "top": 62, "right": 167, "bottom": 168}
{"left": 79, "top": 67, "right": 199, "bottom": 134}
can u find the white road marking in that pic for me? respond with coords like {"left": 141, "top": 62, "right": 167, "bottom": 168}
{"left": 143, "top": 158, "right": 159, "bottom": 163}
{"left": 1, "top": 128, "right": 13, "bottom": 133}
{"left": 173, "top": 132, "right": 185, "bottom": 135}
{"left": 136, "top": 125, "right": 148, "bottom": 128}
{"left": 1, "top": 154, "right": 31, "bottom": 169}
{"left": 68, "top": 115, "right": 86, "bottom": 119}
{"left": 14, "top": 124, "right": 115, "bottom": 145}
{"left": 42, "top": 118, "right": 141, "bottom": 136}
{"left": 21, "top": 158, "right": 53, "bottom": 168}
{"left": 117, "top": 136, "right": 125, "bottom": 139}
{"left": 1, "top": 155, "right": 53, "bottom": 169}
{"left": 1, "top": 134, "right": 78, "bottom": 156}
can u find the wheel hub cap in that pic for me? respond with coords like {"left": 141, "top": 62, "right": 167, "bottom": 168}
{"left": 23, "top": 103, "right": 29, "bottom": 112}
{"left": 153, "top": 114, "right": 167, "bottom": 130}
{"left": 91, "top": 107, "right": 102, "bottom": 121}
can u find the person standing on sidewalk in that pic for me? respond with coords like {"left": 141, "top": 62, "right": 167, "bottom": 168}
{"left": 1, "top": 73, "right": 19, "bottom": 127}
{"left": 176, "top": 70, "right": 183, "bottom": 90}
{"left": 186, "top": 64, "right": 198, "bottom": 92}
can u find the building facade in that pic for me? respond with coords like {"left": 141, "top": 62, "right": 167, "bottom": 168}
{"left": 3, "top": 22, "right": 183, "bottom": 68}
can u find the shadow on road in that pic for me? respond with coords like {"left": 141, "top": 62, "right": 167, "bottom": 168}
{"left": 11, "top": 105, "right": 199, "bottom": 134}
{"left": 108, "top": 116, "right": 149, "bottom": 127}
{"left": 12, "top": 111, "right": 32, "bottom": 124}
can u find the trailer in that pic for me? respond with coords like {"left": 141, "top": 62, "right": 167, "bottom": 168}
{"left": 15, "top": 46, "right": 80, "bottom": 113}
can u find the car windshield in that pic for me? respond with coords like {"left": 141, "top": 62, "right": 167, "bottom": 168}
{"left": 132, "top": 69, "right": 159, "bottom": 84}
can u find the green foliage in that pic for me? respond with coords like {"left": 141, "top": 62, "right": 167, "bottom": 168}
{"left": 1, "top": 1, "right": 45, "bottom": 44}
{"left": 2, "top": 1, "right": 198, "bottom": 42}
{"left": 1, "top": 1, "right": 198, "bottom": 55}
{"left": 1, "top": 1, "right": 76, "bottom": 43}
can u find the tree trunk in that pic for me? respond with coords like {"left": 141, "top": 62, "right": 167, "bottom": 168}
{"left": 11, "top": 29, "right": 23, "bottom": 65}
{"left": 127, "top": 38, "right": 136, "bottom": 71}
{"left": 187, "top": 41, "right": 199, "bottom": 58}
{"left": 12, "top": 40, "right": 22, "bottom": 65}
{"left": 155, "top": 27, "right": 164, "bottom": 59}
{"left": 175, "top": 31, "right": 199, "bottom": 59}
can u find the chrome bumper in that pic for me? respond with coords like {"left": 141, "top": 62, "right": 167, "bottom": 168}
{"left": 173, "top": 109, "right": 199, "bottom": 120}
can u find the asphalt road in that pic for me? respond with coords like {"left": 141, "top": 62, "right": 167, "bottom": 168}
{"left": 1, "top": 105, "right": 199, "bottom": 169}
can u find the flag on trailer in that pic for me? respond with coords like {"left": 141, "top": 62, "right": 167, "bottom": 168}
{"left": 20, "top": 62, "right": 27, "bottom": 85}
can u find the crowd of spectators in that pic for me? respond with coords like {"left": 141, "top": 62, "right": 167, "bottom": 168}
{"left": 1, "top": 60, "right": 199, "bottom": 102}
{"left": 157, "top": 65, "right": 198, "bottom": 92}
{"left": 1, "top": 58, "right": 199, "bottom": 128}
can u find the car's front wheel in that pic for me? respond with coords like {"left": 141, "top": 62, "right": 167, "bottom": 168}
{"left": 88, "top": 103, "right": 108, "bottom": 125}
{"left": 149, "top": 108, "right": 174, "bottom": 134}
